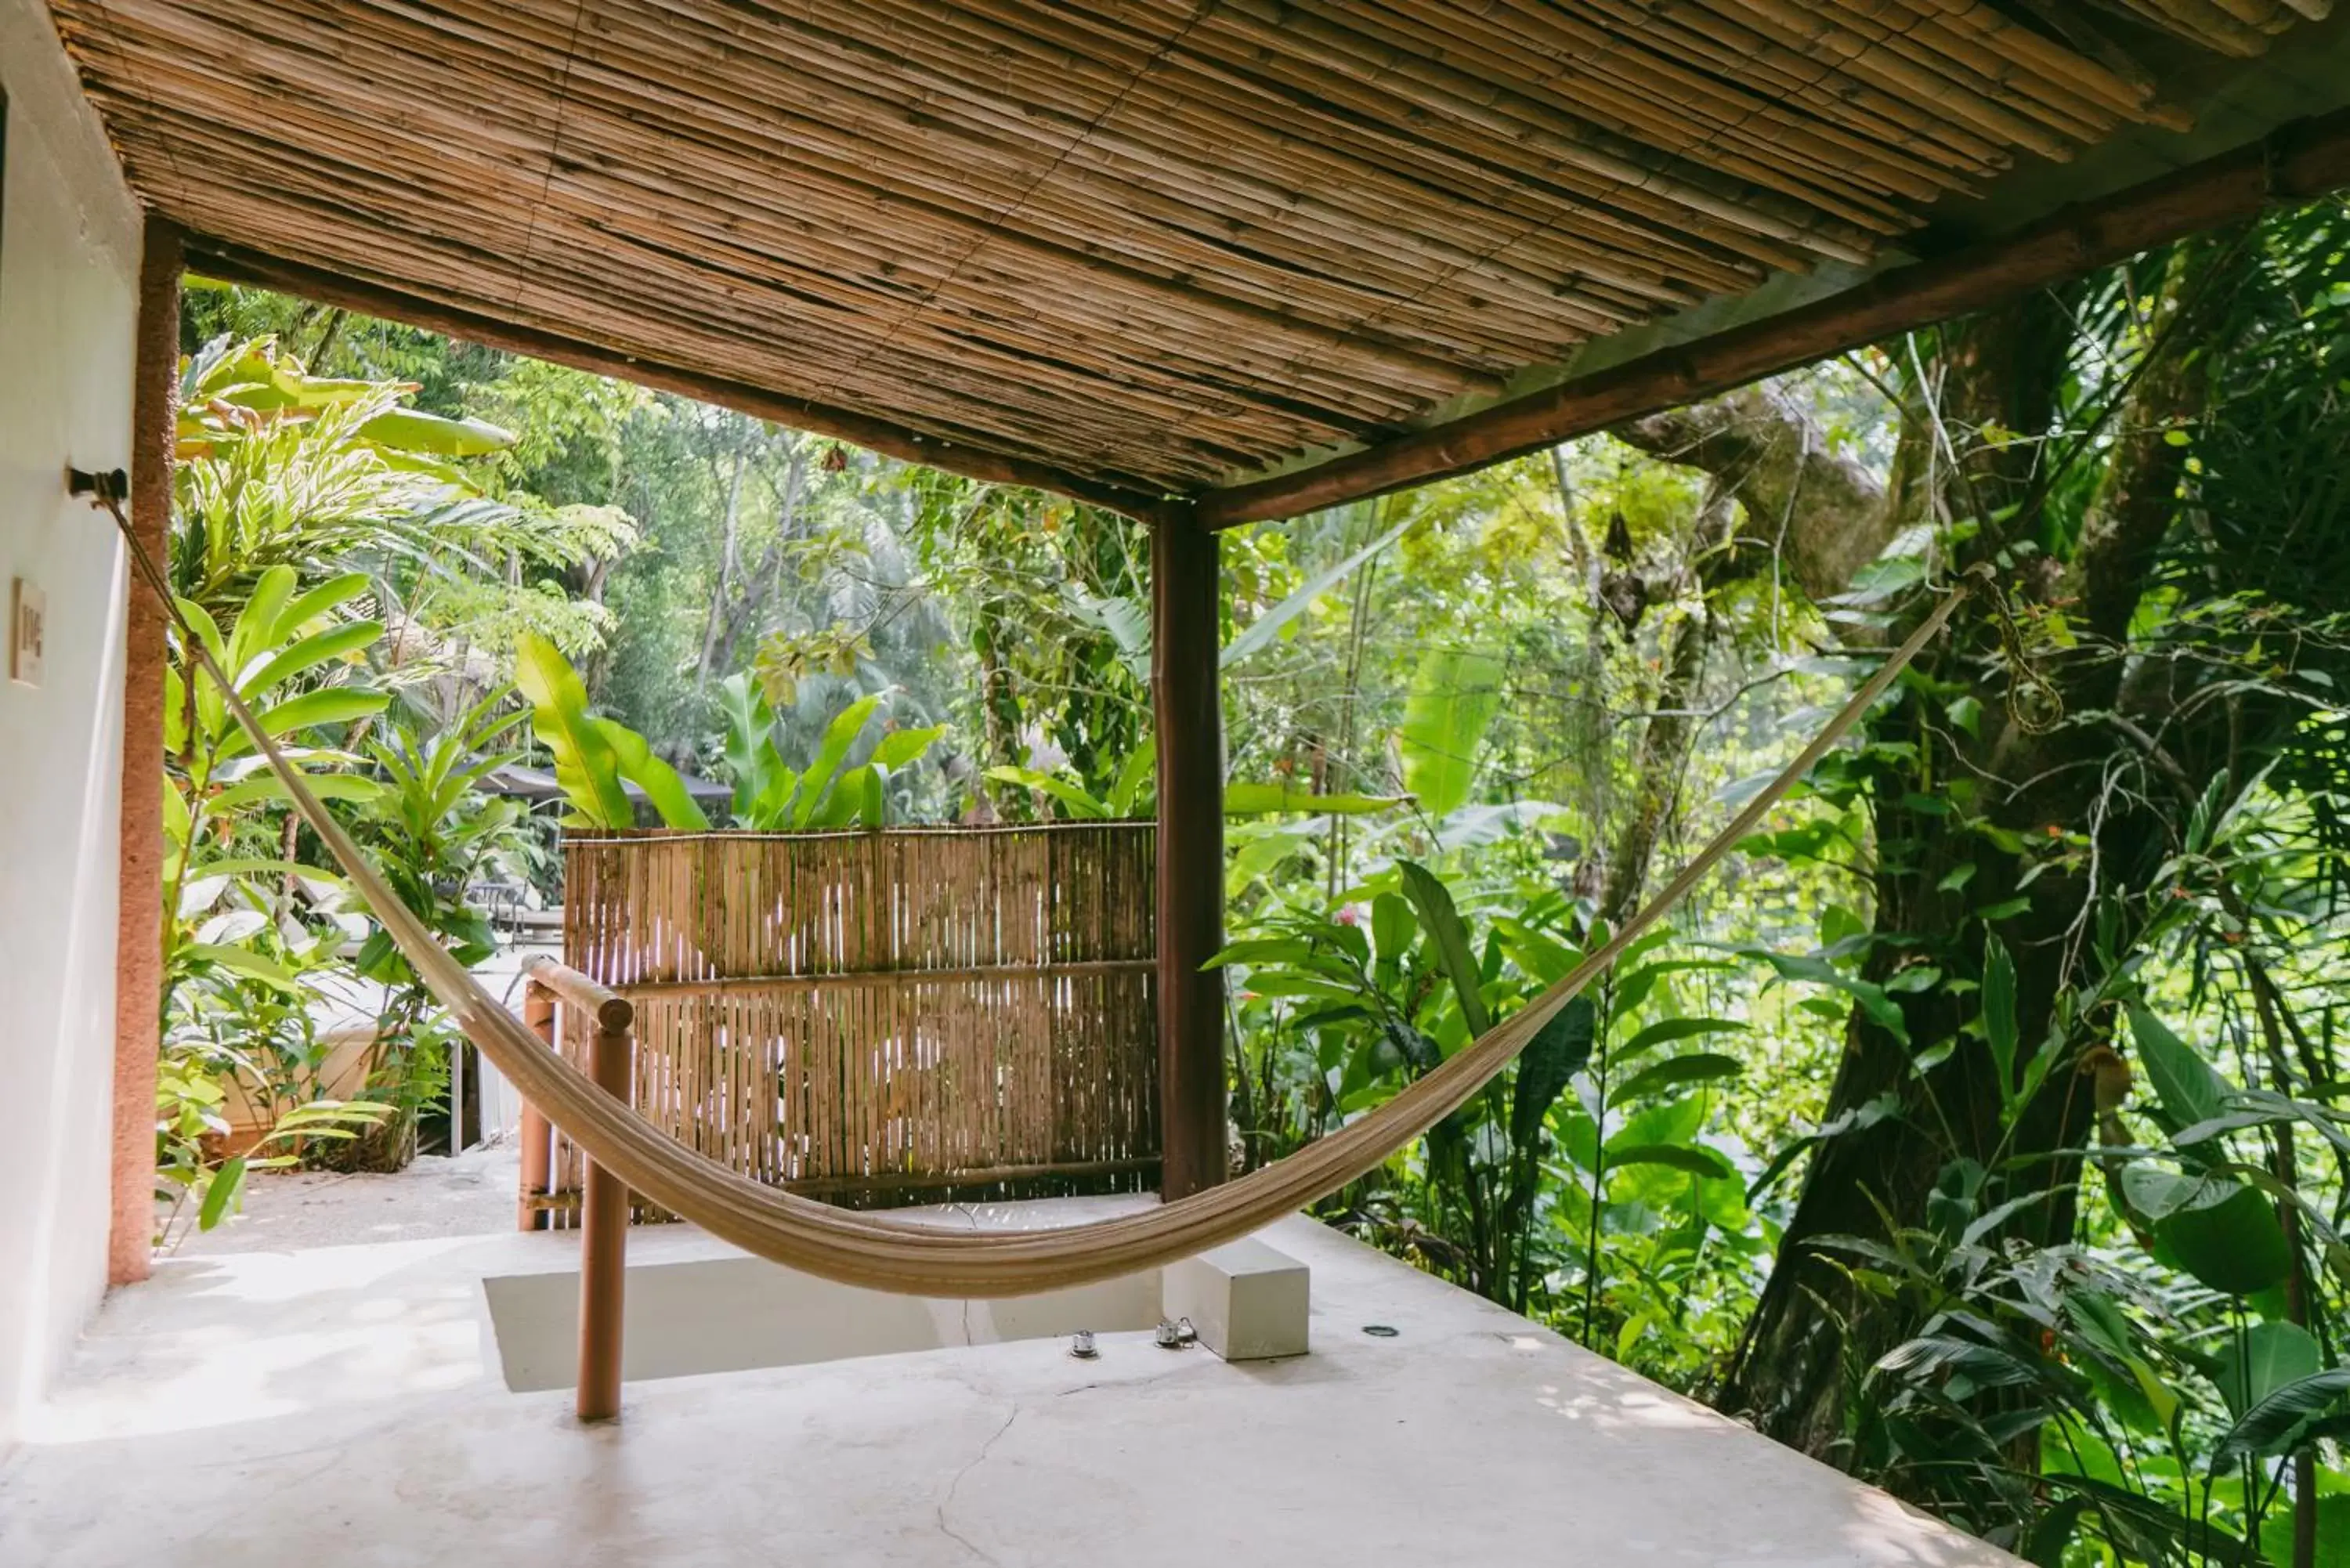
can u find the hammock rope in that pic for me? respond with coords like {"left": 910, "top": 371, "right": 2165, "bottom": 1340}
{"left": 98, "top": 482, "right": 1970, "bottom": 1297}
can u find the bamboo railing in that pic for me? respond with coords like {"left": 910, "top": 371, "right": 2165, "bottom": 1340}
{"left": 515, "top": 824, "right": 1161, "bottom": 1226}
{"left": 519, "top": 953, "right": 633, "bottom": 1422}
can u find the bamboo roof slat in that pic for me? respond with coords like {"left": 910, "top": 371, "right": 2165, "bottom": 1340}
{"left": 1585, "top": 0, "right": 2016, "bottom": 170}
{"left": 1194, "top": 0, "right": 1882, "bottom": 262}
{"left": 2100, "top": 0, "right": 2280, "bottom": 55}
{"left": 1810, "top": 5, "right": 2125, "bottom": 139}
{"left": 124, "top": 1, "right": 1598, "bottom": 404}
{"left": 775, "top": 0, "right": 1783, "bottom": 298}
{"left": 1346, "top": 0, "right": 1953, "bottom": 215}
{"left": 1907, "top": 1, "right": 2165, "bottom": 117}
{"left": 1717, "top": 1, "right": 2101, "bottom": 159}
{"left": 748, "top": 2, "right": 1732, "bottom": 323}
{"left": 550, "top": 11, "right": 1501, "bottom": 393}
{"left": 45, "top": 0, "right": 2336, "bottom": 499}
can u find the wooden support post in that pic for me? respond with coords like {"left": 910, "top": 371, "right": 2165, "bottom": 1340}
{"left": 518, "top": 982, "right": 555, "bottom": 1232}
{"left": 576, "top": 1010, "right": 632, "bottom": 1422}
{"left": 1151, "top": 505, "right": 1227, "bottom": 1200}
{"left": 110, "top": 216, "right": 180, "bottom": 1286}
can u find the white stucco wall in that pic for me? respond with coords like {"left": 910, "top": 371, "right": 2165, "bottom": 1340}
{"left": 0, "top": 0, "right": 143, "bottom": 1444}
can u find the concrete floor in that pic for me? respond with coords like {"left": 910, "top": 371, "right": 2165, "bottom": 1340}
{"left": 5, "top": 1174, "right": 2019, "bottom": 1566}
{"left": 169, "top": 1142, "right": 521, "bottom": 1257}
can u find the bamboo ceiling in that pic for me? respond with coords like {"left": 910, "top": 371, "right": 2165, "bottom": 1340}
{"left": 45, "top": 0, "right": 2345, "bottom": 507}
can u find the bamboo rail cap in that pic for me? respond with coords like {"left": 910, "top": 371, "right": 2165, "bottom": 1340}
{"left": 523, "top": 954, "right": 635, "bottom": 1035}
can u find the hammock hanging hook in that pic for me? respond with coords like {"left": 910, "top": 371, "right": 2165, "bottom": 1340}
{"left": 68, "top": 466, "right": 130, "bottom": 504}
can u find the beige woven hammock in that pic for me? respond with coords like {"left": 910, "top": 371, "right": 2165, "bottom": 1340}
{"left": 107, "top": 493, "right": 1965, "bottom": 1298}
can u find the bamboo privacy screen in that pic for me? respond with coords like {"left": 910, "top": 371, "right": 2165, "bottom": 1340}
{"left": 530, "top": 826, "right": 1159, "bottom": 1219}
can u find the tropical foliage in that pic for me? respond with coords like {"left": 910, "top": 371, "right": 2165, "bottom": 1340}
{"left": 154, "top": 331, "right": 602, "bottom": 1206}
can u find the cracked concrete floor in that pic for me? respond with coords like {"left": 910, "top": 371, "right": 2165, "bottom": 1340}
{"left": 2, "top": 1200, "right": 2019, "bottom": 1566}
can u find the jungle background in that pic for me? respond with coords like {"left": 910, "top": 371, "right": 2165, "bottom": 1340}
{"left": 159, "top": 190, "right": 2350, "bottom": 1566}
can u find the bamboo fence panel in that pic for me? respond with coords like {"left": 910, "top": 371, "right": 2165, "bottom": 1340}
{"left": 536, "top": 826, "right": 1159, "bottom": 1223}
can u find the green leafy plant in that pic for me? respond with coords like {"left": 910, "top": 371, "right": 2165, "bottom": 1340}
{"left": 984, "top": 748, "right": 1406, "bottom": 822}
{"left": 1398, "top": 649, "right": 1506, "bottom": 819}
{"left": 154, "top": 560, "right": 402, "bottom": 1224}
{"left": 515, "top": 632, "right": 710, "bottom": 829}
{"left": 714, "top": 670, "right": 943, "bottom": 829}
{"left": 328, "top": 692, "right": 538, "bottom": 1165}
{"left": 154, "top": 1057, "right": 388, "bottom": 1249}
{"left": 172, "top": 334, "right": 529, "bottom": 614}
{"left": 161, "top": 564, "right": 387, "bottom": 1025}
{"left": 1213, "top": 858, "right": 1752, "bottom": 1325}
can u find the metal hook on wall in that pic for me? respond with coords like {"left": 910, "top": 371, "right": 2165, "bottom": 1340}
{"left": 67, "top": 466, "right": 129, "bottom": 504}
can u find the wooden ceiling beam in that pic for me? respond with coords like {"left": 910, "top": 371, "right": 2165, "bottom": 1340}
{"left": 1196, "top": 108, "right": 2350, "bottom": 530}
{"left": 182, "top": 238, "right": 1181, "bottom": 522}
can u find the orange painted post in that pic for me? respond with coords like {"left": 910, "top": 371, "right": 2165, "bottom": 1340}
{"left": 110, "top": 216, "right": 181, "bottom": 1285}
{"left": 518, "top": 982, "right": 555, "bottom": 1231}
{"left": 576, "top": 1011, "right": 633, "bottom": 1422}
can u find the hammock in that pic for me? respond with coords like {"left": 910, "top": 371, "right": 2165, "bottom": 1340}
{"left": 100, "top": 487, "right": 1969, "bottom": 1297}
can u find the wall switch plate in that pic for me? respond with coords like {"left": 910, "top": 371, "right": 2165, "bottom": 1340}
{"left": 10, "top": 578, "right": 46, "bottom": 688}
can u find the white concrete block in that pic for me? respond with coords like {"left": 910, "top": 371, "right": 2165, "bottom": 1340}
{"left": 1163, "top": 1237, "right": 1309, "bottom": 1360}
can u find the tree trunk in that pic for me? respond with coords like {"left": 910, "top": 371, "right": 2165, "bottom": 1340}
{"left": 972, "top": 603, "right": 1026, "bottom": 815}
{"left": 1716, "top": 255, "right": 2237, "bottom": 1458}
{"left": 693, "top": 431, "right": 749, "bottom": 694}
{"left": 1594, "top": 482, "right": 1735, "bottom": 924}
{"left": 707, "top": 443, "right": 807, "bottom": 685}
{"left": 1615, "top": 381, "right": 1898, "bottom": 603}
